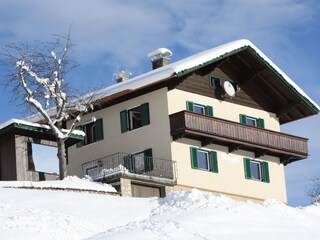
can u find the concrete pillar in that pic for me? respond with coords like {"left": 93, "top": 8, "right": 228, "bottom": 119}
{"left": 120, "top": 178, "right": 132, "bottom": 197}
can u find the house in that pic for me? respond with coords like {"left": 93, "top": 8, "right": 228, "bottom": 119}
{"left": 66, "top": 39, "right": 319, "bottom": 202}
{"left": 0, "top": 119, "right": 83, "bottom": 181}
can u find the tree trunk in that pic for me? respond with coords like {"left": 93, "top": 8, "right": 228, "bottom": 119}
{"left": 57, "top": 139, "right": 67, "bottom": 180}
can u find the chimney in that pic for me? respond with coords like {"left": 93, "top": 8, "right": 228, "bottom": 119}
{"left": 147, "top": 48, "right": 172, "bottom": 70}
{"left": 113, "top": 70, "right": 132, "bottom": 83}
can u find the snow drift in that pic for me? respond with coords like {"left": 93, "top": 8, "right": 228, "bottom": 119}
{"left": 0, "top": 180, "right": 319, "bottom": 240}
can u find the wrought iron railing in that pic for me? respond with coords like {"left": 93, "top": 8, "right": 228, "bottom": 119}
{"left": 82, "top": 152, "right": 177, "bottom": 181}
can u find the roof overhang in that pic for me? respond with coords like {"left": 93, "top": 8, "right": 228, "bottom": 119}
{"left": 174, "top": 45, "right": 319, "bottom": 124}
{"left": 0, "top": 120, "right": 84, "bottom": 147}
{"left": 25, "top": 39, "right": 319, "bottom": 125}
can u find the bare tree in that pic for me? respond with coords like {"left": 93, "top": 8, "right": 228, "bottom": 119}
{"left": 1, "top": 30, "right": 92, "bottom": 179}
{"left": 306, "top": 177, "right": 320, "bottom": 204}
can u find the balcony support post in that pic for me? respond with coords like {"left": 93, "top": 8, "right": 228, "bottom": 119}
{"left": 229, "top": 144, "right": 241, "bottom": 153}
{"left": 201, "top": 138, "right": 212, "bottom": 147}
{"left": 255, "top": 150, "right": 268, "bottom": 159}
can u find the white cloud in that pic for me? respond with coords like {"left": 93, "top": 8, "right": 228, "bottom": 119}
{"left": 0, "top": 0, "right": 318, "bottom": 72}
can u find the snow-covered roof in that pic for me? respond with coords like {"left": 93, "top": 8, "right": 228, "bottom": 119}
{"left": 92, "top": 39, "right": 319, "bottom": 112}
{"left": 25, "top": 39, "right": 319, "bottom": 123}
{"left": 0, "top": 118, "right": 84, "bottom": 137}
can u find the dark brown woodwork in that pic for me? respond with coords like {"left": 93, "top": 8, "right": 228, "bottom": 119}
{"left": 277, "top": 101, "right": 302, "bottom": 118}
{"left": 70, "top": 46, "right": 316, "bottom": 127}
{"left": 240, "top": 66, "right": 266, "bottom": 86}
{"left": 229, "top": 144, "right": 241, "bottom": 153}
{"left": 175, "top": 48, "right": 317, "bottom": 124}
{"left": 170, "top": 111, "right": 308, "bottom": 163}
{"left": 235, "top": 54, "right": 253, "bottom": 70}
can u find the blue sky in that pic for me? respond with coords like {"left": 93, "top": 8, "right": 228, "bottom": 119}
{"left": 0, "top": 0, "right": 319, "bottom": 206}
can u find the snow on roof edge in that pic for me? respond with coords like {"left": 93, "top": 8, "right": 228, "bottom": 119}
{"left": 0, "top": 118, "right": 85, "bottom": 137}
{"left": 93, "top": 39, "right": 319, "bottom": 112}
{"left": 0, "top": 118, "right": 49, "bottom": 131}
{"left": 23, "top": 39, "right": 320, "bottom": 123}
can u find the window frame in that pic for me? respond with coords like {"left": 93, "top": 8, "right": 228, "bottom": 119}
{"left": 76, "top": 118, "right": 104, "bottom": 147}
{"left": 190, "top": 147, "right": 218, "bottom": 173}
{"left": 246, "top": 116, "right": 258, "bottom": 127}
{"left": 250, "top": 160, "right": 262, "bottom": 181}
{"left": 120, "top": 103, "right": 150, "bottom": 133}
{"left": 123, "top": 148, "right": 153, "bottom": 173}
{"left": 193, "top": 103, "right": 206, "bottom": 115}
{"left": 186, "top": 101, "right": 213, "bottom": 117}
{"left": 128, "top": 105, "right": 143, "bottom": 131}
{"left": 85, "top": 165, "right": 99, "bottom": 176}
{"left": 83, "top": 122, "right": 96, "bottom": 145}
{"left": 244, "top": 158, "right": 270, "bottom": 183}
{"left": 209, "top": 76, "right": 221, "bottom": 89}
{"left": 197, "top": 149, "right": 210, "bottom": 171}
{"left": 240, "top": 114, "right": 265, "bottom": 129}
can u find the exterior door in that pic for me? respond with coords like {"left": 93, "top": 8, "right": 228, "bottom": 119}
{"left": 131, "top": 183, "right": 161, "bottom": 198}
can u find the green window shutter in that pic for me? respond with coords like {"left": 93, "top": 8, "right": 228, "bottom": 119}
{"left": 244, "top": 158, "right": 252, "bottom": 179}
{"left": 120, "top": 110, "right": 128, "bottom": 133}
{"left": 190, "top": 147, "right": 198, "bottom": 169}
{"left": 210, "top": 151, "right": 218, "bottom": 173}
{"left": 141, "top": 103, "right": 150, "bottom": 126}
{"left": 94, "top": 119, "right": 104, "bottom": 141}
{"left": 206, "top": 105, "right": 214, "bottom": 117}
{"left": 262, "top": 162, "right": 270, "bottom": 183}
{"left": 144, "top": 148, "right": 153, "bottom": 172}
{"left": 186, "top": 101, "right": 194, "bottom": 112}
{"left": 240, "top": 114, "right": 247, "bottom": 124}
{"left": 76, "top": 125, "right": 84, "bottom": 148}
{"left": 258, "top": 118, "right": 265, "bottom": 129}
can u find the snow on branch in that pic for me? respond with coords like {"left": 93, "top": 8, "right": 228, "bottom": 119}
{"left": 2, "top": 31, "right": 91, "bottom": 141}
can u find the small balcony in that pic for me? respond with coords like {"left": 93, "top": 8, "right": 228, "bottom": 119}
{"left": 169, "top": 111, "right": 308, "bottom": 164}
{"left": 82, "top": 153, "right": 177, "bottom": 185}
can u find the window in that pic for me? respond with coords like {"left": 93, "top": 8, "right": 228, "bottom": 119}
{"left": 186, "top": 101, "right": 213, "bottom": 117}
{"left": 209, "top": 76, "right": 221, "bottom": 89}
{"left": 239, "top": 114, "right": 265, "bottom": 128}
{"left": 85, "top": 165, "right": 99, "bottom": 176}
{"left": 123, "top": 148, "right": 153, "bottom": 173}
{"left": 120, "top": 103, "right": 150, "bottom": 133}
{"left": 197, "top": 150, "right": 209, "bottom": 170}
{"left": 190, "top": 147, "right": 218, "bottom": 173}
{"left": 244, "top": 158, "right": 270, "bottom": 183}
{"left": 77, "top": 118, "right": 104, "bottom": 147}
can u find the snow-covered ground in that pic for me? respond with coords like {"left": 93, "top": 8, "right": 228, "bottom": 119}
{"left": 0, "top": 179, "right": 319, "bottom": 240}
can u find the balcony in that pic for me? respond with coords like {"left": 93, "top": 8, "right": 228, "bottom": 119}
{"left": 82, "top": 153, "right": 177, "bottom": 185}
{"left": 170, "top": 111, "right": 308, "bottom": 164}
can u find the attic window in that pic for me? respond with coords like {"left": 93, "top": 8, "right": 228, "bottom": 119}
{"left": 209, "top": 76, "right": 221, "bottom": 89}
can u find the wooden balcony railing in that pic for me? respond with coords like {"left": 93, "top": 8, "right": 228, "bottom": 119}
{"left": 169, "top": 111, "right": 308, "bottom": 164}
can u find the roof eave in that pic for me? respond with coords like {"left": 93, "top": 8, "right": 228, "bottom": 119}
{"left": 176, "top": 45, "right": 319, "bottom": 116}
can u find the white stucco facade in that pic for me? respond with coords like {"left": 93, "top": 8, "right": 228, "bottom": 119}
{"left": 67, "top": 85, "right": 288, "bottom": 203}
